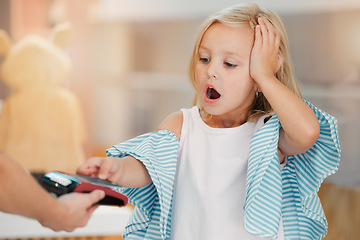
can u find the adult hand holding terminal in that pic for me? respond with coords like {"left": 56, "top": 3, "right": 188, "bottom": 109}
{"left": 42, "top": 171, "right": 128, "bottom": 207}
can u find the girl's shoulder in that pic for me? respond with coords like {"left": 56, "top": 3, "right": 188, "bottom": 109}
{"left": 157, "top": 111, "right": 183, "bottom": 140}
{"left": 253, "top": 113, "right": 273, "bottom": 131}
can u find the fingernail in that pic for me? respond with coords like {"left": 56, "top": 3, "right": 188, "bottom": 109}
{"left": 99, "top": 190, "right": 105, "bottom": 198}
{"left": 99, "top": 174, "right": 106, "bottom": 179}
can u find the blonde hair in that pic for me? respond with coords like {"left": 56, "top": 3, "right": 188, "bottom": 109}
{"left": 188, "top": 3, "right": 301, "bottom": 119}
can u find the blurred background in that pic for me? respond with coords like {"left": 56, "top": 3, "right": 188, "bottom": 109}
{"left": 0, "top": 0, "right": 359, "bottom": 239}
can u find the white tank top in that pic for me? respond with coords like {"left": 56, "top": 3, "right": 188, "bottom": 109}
{"left": 170, "top": 106, "right": 284, "bottom": 240}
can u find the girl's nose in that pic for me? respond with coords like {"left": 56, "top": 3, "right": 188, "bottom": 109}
{"left": 207, "top": 72, "right": 217, "bottom": 80}
{"left": 206, "top": 62, "right": 218, "bottom": 80}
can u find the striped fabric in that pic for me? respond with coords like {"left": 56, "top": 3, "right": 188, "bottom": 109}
{"left": 244, "top": 114, "right": 283, "bottom": 238}
{"left": 107, "top": 131, "right": 179, "bottom": 240}
{"left": 107, "top": 100, "right": 340, "bottom": 240}
{"left": 244, "top": 100, "right": 341, "bottom": 240}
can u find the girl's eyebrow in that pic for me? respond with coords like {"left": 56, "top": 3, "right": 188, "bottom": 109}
{"left": 198, "top": 46, "right": 209, "bottom": 52}
{"left": 199, "top": 46, "right": 245, "bottom": 60}
{"left": 198, "top": 45, "right": 248, "bottom": 64}
{"left": 223, "top": 50, "right": 246, "bottom": 60}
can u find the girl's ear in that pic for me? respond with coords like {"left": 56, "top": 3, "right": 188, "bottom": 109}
{"left": 49, "top": 22, "right": 73, "bottom": 50}
{"left": 0, "top": 29, "right": 12, "bottom": 56}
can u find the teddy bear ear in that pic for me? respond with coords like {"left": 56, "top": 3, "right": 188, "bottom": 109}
{"left": 0, "top": 29, "right": 12, "bottom": 56}
{"left": 49, "top": 22, "right": 73, "bottom": 50}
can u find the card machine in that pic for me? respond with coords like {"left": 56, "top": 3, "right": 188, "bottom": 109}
{"left": 42, "top": 171, "right": 128, "bottom": 207}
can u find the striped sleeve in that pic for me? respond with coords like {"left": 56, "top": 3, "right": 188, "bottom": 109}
{"left": 106, "top": 130, "right": 180, "bottom": 240}
{"left": 292, "top": 100, "right": 340, "bottom": 202}
{"left": 243, "top": 115, "right": 283, "bottom": 239}
{"left": 281, "top": 100, "right": 341, "bottom": 239}
{"left": 244, "top": 100, "right": 341, "bottom": 240}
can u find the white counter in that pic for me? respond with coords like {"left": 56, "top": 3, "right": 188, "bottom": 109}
{"left": 0, "top": 205, "right": 132, "bottom": 238}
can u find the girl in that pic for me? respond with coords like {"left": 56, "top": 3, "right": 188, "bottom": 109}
{"left": 77, "top": 3, "right": 340, "bottom": 240}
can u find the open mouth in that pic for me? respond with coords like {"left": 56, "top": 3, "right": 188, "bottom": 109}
{"left": 206, "top": 87, "right": 221, "bottom": 100}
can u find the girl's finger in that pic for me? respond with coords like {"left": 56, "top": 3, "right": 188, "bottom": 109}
{"left": 258, "top": 17, "right": 268, "bottom": 47}
{"left": 264, "top": 17, "right": 280, "bottom": 47}
{"left": 76, "top": 158, "right": 100, "bottom": 175}
{"left": 254, "top": 24, "right": 262, "bottom": 49}
{"left": 98, "top": 158, "right": 113, "bottom": 180}
{"left": 266, "top": 22, "right": 276, "bottom": 45}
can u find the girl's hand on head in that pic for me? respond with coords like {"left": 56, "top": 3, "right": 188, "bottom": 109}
{"left": 250, "top": 16, "right": 282, "bottom": 83}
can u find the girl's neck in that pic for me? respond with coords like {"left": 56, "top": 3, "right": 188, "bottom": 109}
{"left": 199, "top": 110, "right": 249, "bottom": 128}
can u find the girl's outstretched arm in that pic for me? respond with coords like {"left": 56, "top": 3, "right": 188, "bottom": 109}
{"left": 77, "top": 111, "right": 183, "bottom": 188}
{"left": 250, "top": 17, "right": 320, "bottom": 161}
{"left": 76, "top": 156, "right": 152, "bottom": 188}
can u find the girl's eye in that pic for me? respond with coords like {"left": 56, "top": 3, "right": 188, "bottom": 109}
{"left": 224, "top": 62, "right": 237, "bottom": 68}
{"left": 199, "top": 57, "right": 210, "bottom": 63}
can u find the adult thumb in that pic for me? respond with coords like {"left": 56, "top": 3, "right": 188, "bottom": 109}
{"left": 89, "top": 189, "right": 105, "bottom": 204}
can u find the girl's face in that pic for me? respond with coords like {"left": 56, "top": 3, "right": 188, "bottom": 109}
{"left": 195, "top": 23, "right": 256, "bottom": 125}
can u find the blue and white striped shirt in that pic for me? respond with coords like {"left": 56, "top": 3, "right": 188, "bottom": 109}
{"left": 107, "top": 100, "right": 340, "bottom": 240}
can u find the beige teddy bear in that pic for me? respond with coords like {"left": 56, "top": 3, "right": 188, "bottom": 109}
{"left": 0, "top": 23, "right": 86, "bottom": 173}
